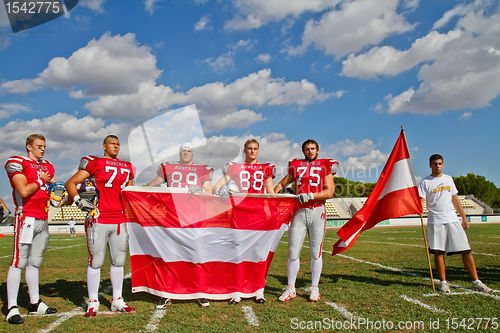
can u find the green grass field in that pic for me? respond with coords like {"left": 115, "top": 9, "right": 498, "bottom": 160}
{"left": 0, "top": 224, "right": 498, "bottom": 332}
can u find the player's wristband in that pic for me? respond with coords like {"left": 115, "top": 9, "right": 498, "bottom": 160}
{"left": 35, "top": 178, "right": 45, "bottom": 188}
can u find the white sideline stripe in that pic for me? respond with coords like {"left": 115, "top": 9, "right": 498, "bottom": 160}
{"left": 37, "top": 309, "right": 81, "bottom": 333}
{"left": 423, "top": 291, "right": 476, "bottom": 297}
{"left": 291, "top": 242, "right": 500, "bottom": 301}
{"left": 0, "top": 244, "right": 82, "bottom": 259}
{"left": 142, "top": 309, "right": 167, "bottom": 332}
{"left": 325, "top": 237, "right": 499, "bottom": 257}
{"left": 379, "top": 158, "right": 417, "bottom": 200}
{"left": 325, "top": 302, "right": 357, "bottom": 319}
{"left": 400, "top": 294, "right": 445, "bottom": 313}
{"left": 129, "top": 223, "right": 286, "bottom": 263}
{"left": 242, "top": 305, "right": 259, "bottom": 326}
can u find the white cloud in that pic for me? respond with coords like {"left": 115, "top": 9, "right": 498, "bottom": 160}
{"left": 204, "top": 109, "right": 265, "bottom": 132}
{"left": 84, "top": 69, "right": 335, "bottom": 127}
{"left": 195, "top": 15, "right": 212, "bottom": 31}
{"left": 80, "top": 0, "right": 107, "bottom": 13}
{"left": 2, "top": 32, "right": 161, "bottom": 97}
{"left": 459, "top": 112, "right": 472, "bottom": 120}
{"left": 326, "top": 139, "right": 377, "bottom": 156}
{"left": 379, "top": 2, "right": 500, "bottom": 114}
{"left": 0, "top": 103, "right": 31, "bottom": 119}
{"left": 289, "top": 0, "right": 414, "bottom": 58}
{"left": 145, "top": 0, "right": 163, "bottom": 14}
{"left": 203, "top": 52, "right": 235, "bottom": 71}
{"left": 225, "top": 0, "right": 340, "bottom": 30}
{"left": 255, "top": 53, "right": 271, "bottom": 63}
{"left": 341, "top": 30, "right": 462, "bottom": 79}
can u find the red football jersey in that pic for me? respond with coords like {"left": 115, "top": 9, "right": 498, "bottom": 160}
{"left": 225, "top": 162, "right": 275, "bottom": 193}
{"left": 157, "top": 162, "right": 213, "bottom": 188}
{"left": 288, "top": 158, "right": 338, "bottom": 199}
{"left": 79, "top": 155, "right": 135, "bottom": 224}
{"left": 5, "top": 156, "right": 55, "bottom": 219}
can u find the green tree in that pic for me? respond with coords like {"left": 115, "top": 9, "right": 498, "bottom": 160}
{"left": 453, "top": 173, "right": 500, "bottom": 208}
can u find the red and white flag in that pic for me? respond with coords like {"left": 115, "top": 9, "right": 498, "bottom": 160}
{"left": 333, "top": 130, "right": 422, "bottom": 255}
{"left": 122, "top": 187, "right": 298, "bottom": 300}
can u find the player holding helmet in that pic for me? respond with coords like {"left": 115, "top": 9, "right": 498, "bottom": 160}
{"left": 274, "top": 139, "right": 338, "bottom": 302}
{"left": 148, "top": 143, "right": 214, "bottom": 308}
{"left": 65, "top": 135, "right": 135, "bottom": 317}
{"left": 4, "top": 134, "right": 57, "bottom": 325}
{"left": 212, "top": 138, "right": 275, "bottom": 304}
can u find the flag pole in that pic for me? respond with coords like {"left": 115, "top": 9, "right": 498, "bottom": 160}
{"left": 401, "top": 125, "right": 435, "bottom": 293}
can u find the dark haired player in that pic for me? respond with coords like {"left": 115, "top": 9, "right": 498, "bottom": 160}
{"left": 275, "top": 139, "right": 338, "bottom": 302}
{"left": 65, "top": 135, "right": 135, "bottom": 317}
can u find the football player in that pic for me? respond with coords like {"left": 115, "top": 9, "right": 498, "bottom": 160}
{"left": 4, "top": 134, "right": 58, "bottom": 325}
{"left": 147, "top": 143, "right": 214, "bottom": 308}
{"left": 65, "top": 135, "right": 135, "bottom": 317}
{"left": 274, "top": 139, "right": 338, "bottom": 302}
{"left": 148, "top": 143, "right": 213, "bottom": 193}
{"left": 212, "top": 138, "right": 275, "bottom": 304}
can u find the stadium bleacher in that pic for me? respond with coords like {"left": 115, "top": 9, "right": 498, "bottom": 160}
{"left": 49, "top": 204, "right": 87, "bottom": 224}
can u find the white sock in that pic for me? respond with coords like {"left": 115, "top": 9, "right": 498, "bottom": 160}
{"left": 287, "top": 259, "right": 300, "bottom": 287}
{"left": 7, "top": 267, "right": 21, "bottom": 309}
{"left": 472, "top": 279, "right": 481, "bottom": 284}
{"left": 26, "top": 265, "right": 40, "bottom": 304}
{"left": 310, "top": 257, "right": 323, "bottom": 286}
{"left": 87, "top": 266, "right": 101, "bottom": 301}
{"left": 110, "top": 265, "right": 124, "bottom": 300}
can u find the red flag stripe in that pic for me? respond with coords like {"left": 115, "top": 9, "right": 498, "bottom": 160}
{"left": 130, "top": 254, "right": 274, "bottom": 300}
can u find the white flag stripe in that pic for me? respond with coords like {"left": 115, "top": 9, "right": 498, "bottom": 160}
{"left": 127, "top": 222, "right": 287, "bottom": 263}
{"left": 379, "top": 158, "right": 417, "bottom": 200}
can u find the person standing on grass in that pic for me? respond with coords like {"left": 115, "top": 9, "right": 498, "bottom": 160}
{"left": 274, "top": 139, "right": 338, "bottom": 302}
{"left": 68, "top": 218, "right": 76, "bottom": 236}
{"left": 418, "top": 154, "right": 492, "bottom": 293}
{"left": 4, "top": 134, "right": 58, "bottom": 325}
{"left": 65, "top": 135, "right": 136, "bottom": 317}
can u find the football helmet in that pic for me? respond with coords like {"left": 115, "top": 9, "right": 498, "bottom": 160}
{"left": 48, "top": 181, "right": 67, "bottom": 207}
{"left": 76, "top": 179, "right": 98, "bottom": 205}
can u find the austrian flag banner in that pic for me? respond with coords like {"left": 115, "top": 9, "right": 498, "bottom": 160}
{"left": 121, "top": 187, "right": 299, "bottom": 300}
{"left": 333, "top": 130, "right": 423, "bottom": 255}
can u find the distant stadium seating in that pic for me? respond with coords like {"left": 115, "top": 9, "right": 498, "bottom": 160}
{"left": 49, "top": 204, "right": 87, "bottom": 224}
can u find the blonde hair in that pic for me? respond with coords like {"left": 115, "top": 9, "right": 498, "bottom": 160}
{"left": 26, "top": 134, "right": 46, "bottom": 146}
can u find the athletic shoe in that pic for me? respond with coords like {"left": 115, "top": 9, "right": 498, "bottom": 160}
{"left": 229, "top": 296, "right": 241, "bottom": 305}
{"left": 155, "top": 298, "right": 171, "bottom": 309}
{"left": 278, "top": 285, "right": 296, "bottom": 302}
{"left": 309, "top": 286, "right": 320, "bottom": 302}
{"left": 111, "top": 297, "right": 135, "bottom": 313}
{"left": 472, "top": 280, "right": 492, "bottom": 293}
{"left": 85, "top": 299, "right": 99, "bottom": 317}
{"left": 254, "top": 290, "right": 265, "bottom": 304}
{"left": 197, "top": 298, "right": 210, "bottom": 307}
{"left": 28, "top": 299, "right": 57, "bottom": 315}
{"left": 6, "top": 306, "right": 23, "bottom": 324}
{"left": 438, "top": 280, "right": 450, "bottom": 293}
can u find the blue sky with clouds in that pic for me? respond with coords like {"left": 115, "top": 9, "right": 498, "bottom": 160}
{"left": 0, "top": 0, "right": 499, "bottom": 206}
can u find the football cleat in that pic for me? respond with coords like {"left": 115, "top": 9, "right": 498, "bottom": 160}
{"left": 229, "top": 296, "right": 241, "bottom": 305}
{"left": 155, "top": 298, "right": 171, "bottom": 309}
{"left": 111, "top": 297, "right": 135, "bottom": 313}
{"left": 196, "top": 298, "right": 210, "bottom": 307}
{"left": 309, "top": 286, "right": 320, "bottom": 302}
{"left": 472, "top": 280, "right": 492, "bottom": 293}
{"left": 28, "top": 299, "right": 57, "bottom": 315}
{"left": 254, "top": 290, "right": 266, "bottom": 304}
{"left": 438, "top": 281, "right": 450, "bottom": 293}
{"left": 278, "top": 285, "right": 296, "bottom": 302}
{"left": 6, "top": 306, "right": 23, "bottom": 324}
{"left": 84, "top": 299, "right": 99, "bottom": 317}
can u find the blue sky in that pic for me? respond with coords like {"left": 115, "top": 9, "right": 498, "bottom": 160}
{"left": 1, "top": 0, "right": 499, "bottom": 206}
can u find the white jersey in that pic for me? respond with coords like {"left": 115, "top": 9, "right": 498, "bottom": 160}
{"left": 418, "top": 174, "right": 459, "bottom": 224}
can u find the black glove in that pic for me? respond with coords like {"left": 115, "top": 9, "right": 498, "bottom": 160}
{"left": 295, "top": 193, "right": 314, "bottom": 204}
